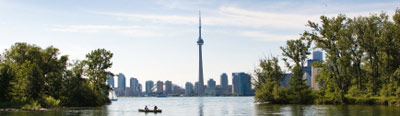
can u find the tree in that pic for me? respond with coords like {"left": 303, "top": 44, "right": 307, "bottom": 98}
{"left": 280, "top": 37, "right": 313, "bottom": 104}
{"left": 0, "top": 43, "right": 114, "bottom": 108}
{"left": 84, "top": 49, "right": 113, "bottom": 105}
{"left": 254, "top": 56, "right": 288, "bottom": 103}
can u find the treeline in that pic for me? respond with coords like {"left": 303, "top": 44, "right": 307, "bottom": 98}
{"left": 255, "top": 9, "right": 400, "bottom": 105}
{"left": 0, "top": 43, "right": 113, "bottom": 109}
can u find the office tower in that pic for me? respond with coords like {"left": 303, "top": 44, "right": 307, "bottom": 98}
{"left": 232, "top": 72, "right": 252, "bottom": 96}
{"left": 311, "top": 67, "right": 322, "bottom": 91}
{"left": 165, "top": 80, "right": 172, "bottom": 95}
{"left": 208, "top": 79, "right": 216, "bottom": 89}
{"left": 197, "top": 12, "right": 205, "bottom": 95}
{"left": 117, "top": 73, "right": 126, "bottom": 96}
{"left": 206, "top": 78, "right": 216, "bottom": 96}
{"left": 173, "top": 85, "right": 183, "bottom": 95}
{"left": 185, "top": 82, "right": 193, "bottom": 96}
{"left": 220, "top": 73, "right": 228, "bottom": 89}
{"left": 107, "top": 74, "right": 114, "bottom": 88}
{"left": 156, "top": 81, "right": 164, "bottom": 94}
{"left": 145, "top": 80, "right": 154, "bottom": 95}
{"left": 313, "top": 51, "right": 323, "bottom": 61}
{"left": 194, "top": 82, "right": 201, "bottom": 95}
{"left": 280, "top": 73, "right": 292, "bottom": 88}
{"left": 138, "top": 83, "right": 142, "bottom": 96}
{"left": 130, "top": 77, "right": 139, "bottom": 96}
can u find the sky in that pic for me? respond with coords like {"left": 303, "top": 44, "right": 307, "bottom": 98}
{"left": 0, "top": 0, "right": 399, "bottom": 87}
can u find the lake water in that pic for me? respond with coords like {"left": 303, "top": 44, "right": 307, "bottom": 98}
{"left": 1, "top": 97, "right": 400, "bottom": 116}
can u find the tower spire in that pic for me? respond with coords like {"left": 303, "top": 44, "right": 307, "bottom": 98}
{"left": 196, "top": 10, "right": 204, "bottom": 96}
{"left": 199, "top": 11, "right": 202, "bottom": 40}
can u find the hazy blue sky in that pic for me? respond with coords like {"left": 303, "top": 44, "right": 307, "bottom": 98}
{"left": 0, "top": 0, "right": 398, "bottom": 87}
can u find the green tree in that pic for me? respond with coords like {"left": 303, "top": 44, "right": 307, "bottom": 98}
{"left": 254, "top": 57, "right": 288, "bottom": 103}
{"left": 84, "top": 49, "right": 113, "bottom": 105}
{"left": 280, "top": 38, "right": 313, "bottom": 104}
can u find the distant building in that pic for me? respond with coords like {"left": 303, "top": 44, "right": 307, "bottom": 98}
{"left": 311, "top": 67, "right": 322, "bottom": 90}
{"left": 185, "top": 82, "right": 194, "bottom": 96}
{"left": 232, "top": 72, "right": 252, "bottom": 96}
{"left": 130, "top": 77, "right": 139, "bottom": 96}
{"left": 208, "top": 79, "right": 216, "bottom": 89}
{"left": 313, "top": 51, "right": 323, "bottom": 61}
{"left": 145, "top": 80, "right": 154, "bottom": 95}
{"left": 220, "top": 73, "right": 228, "bottom": 90}
{"left": 138, "top": 83, "right": 142, "bottom": 96}
{"left": 280, "top": 73, "right": 292, "bottom": 88}
{"left": 172, "top": 85, "right": 184, "bottom": 95}
{"left": 282, "top": 50, "right": 323, "bottom": 90}
{"left": 228, "top": 85, "right": 233, "bottom": 94}
{"left": 194, "top": 82, "right": 201, "bottom": 95}
{"left": 117, "top": 73, "right": 126, "bottom": 96}
{"left": 156, "top": 81, "right": 164, "bottom": 95}
{"left": 107, "top": 74, "right": 114, "bottom": 88}
{"left": 206, "top": 79, "right": 216, "bottom": 96}
{"left": 165, "top": 80, "right": 172, "bottom": 95}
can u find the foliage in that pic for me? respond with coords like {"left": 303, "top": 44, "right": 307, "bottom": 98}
{"left": 280, "top": 37, "right": 314, "bottom": 104}
{"left": 0, "top": 43, "right": 113, "bottom": 108}
{"left": 255, "top": 9, "right": 400, "bottom": 105}
{"left": 254, "top": 57, "right": 288, "bottom": 104}
{"left": 306, "top": 9, "right": 400, "bottom": 104}
{"left": 41, "top": 96, "right": 60, "bottom": 108}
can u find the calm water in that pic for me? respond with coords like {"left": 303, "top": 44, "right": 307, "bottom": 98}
{"left": 1, "top": 97, "right": 400, "bottom": 116}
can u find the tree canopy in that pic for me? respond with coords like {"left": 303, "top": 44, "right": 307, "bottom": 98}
{"left": 255, "top": 9, "right": 400, "bottom": 105}
{"left": 0, "top": 43, "right": 114, "bottom": 109}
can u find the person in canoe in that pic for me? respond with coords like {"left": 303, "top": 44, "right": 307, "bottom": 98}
{"left": 145, "top": 106, "right": 149, "bottom": 111}
{"left": 154, "top": 106, "right": 158, "bottom": 110}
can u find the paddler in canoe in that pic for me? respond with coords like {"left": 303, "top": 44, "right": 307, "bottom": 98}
{"left": 139, "top": 105, "right": 162, "bottom": 113}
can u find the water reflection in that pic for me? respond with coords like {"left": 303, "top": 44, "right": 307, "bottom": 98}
{"left": 2, "top": 97, "right": 400, "bottom": 116}
{"left": 198, "top": 97, "right": 204, "bottom": 116}
{"left": 255, "top": 104, "right": 400, "bottom": 116}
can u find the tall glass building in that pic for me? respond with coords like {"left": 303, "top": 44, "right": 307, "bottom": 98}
{"left": 107, "top": 74, "right": 114, "bottom": 88}
{"left": 145, "top": 80, "right": 154, "bottom": 95}
{"left": 232, "top": 72, "right": 251, "bottom": 96}
{"left": 117, "top": 73, "right": 126, "bottom": 96}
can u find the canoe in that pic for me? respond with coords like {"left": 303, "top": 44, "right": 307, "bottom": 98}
{"left": 138, "top": 109, "right": 162, "bottom": 113}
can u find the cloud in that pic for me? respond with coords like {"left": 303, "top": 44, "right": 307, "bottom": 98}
{"left": 85, "top": 2, "right": 398, "bottom": 41}
{"left": 240, "top": 31, "right": 300, "bottom": 41}
{"left": 212, "top": 6, "right": 318, "bottom": 29}
{"left": 49, "top": 25, "right": 161, "bottom": 38}
{"left": 93, "top": 6, "right": 317, "bottom": 29}
{"left": 93, "top": 12, "right": 196, "bottom": 25}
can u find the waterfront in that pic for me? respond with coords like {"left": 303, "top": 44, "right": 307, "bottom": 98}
{"left": 1, "top": 97, "right": 400, "bottom": 116}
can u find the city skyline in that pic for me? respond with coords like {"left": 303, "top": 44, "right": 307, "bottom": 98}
{"left": 110, "top": 72, "right": 251, "bottom": 96}
{"left": 0, "top": 0, "right": 398, "bottom": 87}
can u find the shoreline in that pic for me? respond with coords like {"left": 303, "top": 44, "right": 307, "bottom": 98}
{"left": 0, "top": 108, "right": 47, "bottom": 112}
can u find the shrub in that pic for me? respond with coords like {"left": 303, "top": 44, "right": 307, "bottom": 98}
{"left": 41, "top": 96, "right": 60, "bottom": 108}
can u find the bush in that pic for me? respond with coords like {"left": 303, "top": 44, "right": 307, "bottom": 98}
{"left": 21, "top": 100, "right": 41, "bottom": 110}
{"left": 41, "top": 96, "right": 60, "bottom": 108}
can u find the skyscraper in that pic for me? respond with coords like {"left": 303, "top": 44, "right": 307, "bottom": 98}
{"left": 220, "top": 73, "right": 228, "bottom": 90}
{"left": 232, "top": 72, "right": 252, "bottom": 96}
{"left": 107, "top": 74, "right": 114, "bottom": 88}
{"left": 194, "top": 82, "right": 202, "bottom": 95}
{"left": 156, "top": 81, "right": 164, "bottom": 94}
{"left": 130, "top": 77, "right": 139, "bottom": 96}
{"left": 165, "top": 80, "right": 172, "bottom": 95}
{"left": 208, "top": 79, "right": 216, "bottom": 89}
{"left": 185, "top": 82, "right": 193, "bottom": 96}
{"left": 197, "top": 11, "right": 205, "bottom": 95}
{"left": 138, "top": 83, "right": 142, "bottom": 96}
{"left": 206, "top": 79, "right": 216, "bottom": 96}
{"left": 145, "top": 80, "right": 154, "bottom": 95}
{"left": 117, "top": 73, "right": 126, "bottom": 96}
{"left": 313, "top": 51, "right": 323, "bottom": 61}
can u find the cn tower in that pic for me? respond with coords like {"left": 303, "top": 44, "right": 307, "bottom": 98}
{"left": 197, "top": 11, "right": 204, "bottom": 95}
